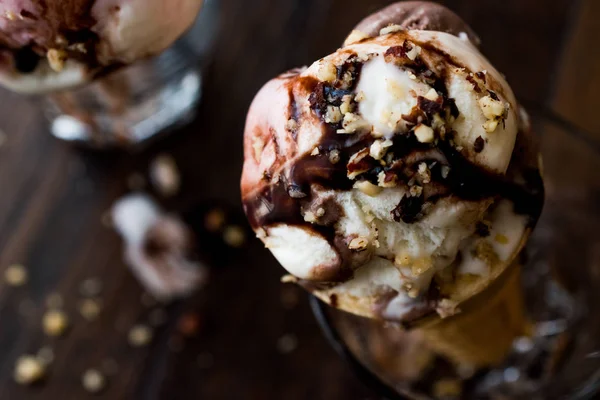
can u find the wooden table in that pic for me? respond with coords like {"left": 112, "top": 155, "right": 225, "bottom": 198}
{"left": 0, "top": 0, "right": 595, "bottom": 398}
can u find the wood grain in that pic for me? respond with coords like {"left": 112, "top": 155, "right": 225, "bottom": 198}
{"left": 0, "top": 0, "right": 585, "bottom": 399}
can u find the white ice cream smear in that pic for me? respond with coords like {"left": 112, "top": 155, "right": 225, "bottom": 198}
{"left": 111, "top": 193, "right": 161, "bottom": 246}
{"left": 356, "top": 55, "right": 431, "bottom": 138}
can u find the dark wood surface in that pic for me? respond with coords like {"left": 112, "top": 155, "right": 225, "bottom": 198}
{"left": 0, "top": 0, "right": 591, "bottom": 399}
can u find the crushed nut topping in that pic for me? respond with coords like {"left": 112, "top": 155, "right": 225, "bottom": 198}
{"left": 417, "top": 163, "right": 431, "bottom": 183}
{"left": 354, "top": 180, "right": 383, "bottom": 197}
{"left": 414, "top": 124, "right": 435, "bottom": 143}
{"left": 436, "top": 299, "right": 460, "bottom": 318}
{"left": 310, "top": 147, "right": 320, "bottom": 156}
{"left": 339, "top": 112, "right": 371, "bottom": 134}
{"left": 316, "top": 61, "right": 337, "bottom": 83}
{"left": 345, "top": 29, "right": 371, "bottom": 45}
{"left": 369, "top": 139, "right": 393, "bottom": 160}
{"left": 47, "top": 49, "right": 67, "bottom": 72}
{"left": 348, "top": 237, "right": 369, "bottom": 251}
{"left": 379, "top": 24, "right": 404, "bottom": 36}
{"left": 377, "top": 171, "right": 397, "bottom": 188}
{"left": 324, "top": 106, "right": 342, "bottom": 124}
{"left": 329, "top": 150, "right": 341, "bottom": 164}
{"left": 440, "top": 165, "right": 451, "bottom": 179}
{"left": 347, "top": 148, "right": 371, "bottom": 180}
{"left": 479, "top": 95, "right": 505, "bottom": 119}
{"left": 409, "top": 185, "right": 423, "bottom": 197}
{"left": 483, "top": 119, "right": 499, "bottom": 133}
{"left": 340, "top": 95, "right": 354, "bottom": 114}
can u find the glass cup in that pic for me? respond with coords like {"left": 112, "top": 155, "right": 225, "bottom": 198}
{"left": 43, "top": 0, "right": 219, "bottom": 149}
{"left": 312, "top": 109, "right": 600, "bottom": 399}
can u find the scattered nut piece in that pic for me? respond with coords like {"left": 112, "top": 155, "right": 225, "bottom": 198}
{"left": 406, "top": 44, "right": 422, "bottom": 61}
{"left": 483, "top": 119, "right": 499, "bottom": 133}
{"left": 409, "top": 185, "right": 423, "bottom": 197}
{"left": 418, "top": 163, "right": 431, "bottom": 183}
{"left": 377, "top": 171, "right": 397, "bottom": 188}
{"left": 354, "top": 181, "right": 383, "bottom": 197}
{"left": 14, "top": 356, "right": 45, "bottom": 385}
{"left": 441, "top": 166, "right": 451, "bottom": 179}
{"left": 280, "top": 275, "right": 298, "bottom": 284}
{"left": 316, "top": 61, "right": 337, "bottom": 83}
{"left": 4, "top": 264, "right": 27, "bottom": 286}
{"left": 205, "top": 208, "right": 226, "bottom": 232}
{"left": 42, "top": 310, "right": 69, "bottom": 337}
{"left": 495, "top": 234, "right": 509, "bottom": 245}
{"left": 414, "top": 124, "right": 435, "bottom": 143}
{"left": 329, "top": 150, "right": 340, "bottom": 164}
{"left": 303, "top": 211, "right": 318, "bottom": 224}
{"left": 310, "top": 147, "right": 320, "bottom": 156}
{"left": 478, "top": 95, "right": 505, "bottom": 119}
{"left": 345, "top": 29, "right": 370, "bottom": 45}
{"left": 339, "top": 113, "right": 370, "bottom": 134}
{"left": 349, "top": 237, "right": 369, "bottom": 251}
{"left": 379, "top": 24, "right": 403, "bottom": 36}
{"left": 223, "top": 225, "right": 246, "bottom": 248}
{"left": 340, "top": 95, "right": 354, "bottom": 114}
{"left": 128, "top": 325, "right": 153, "bottom": 347}
{"left": 324, "top": 106, "right": 343, "bottom": 124}
{"left": 82, "top": 369, "right": 106, "bottom": 394}
{"left": 436, "top": 299, "right": 460, "bottom": 318}
{"left": 425, "top": 88, "right": 439, "bottom": 101}
{"left": 276, "top": 334, "right": 298, "bottom": 354}
{"left": 79, "top": 299, "right": 102, "bottom": 321}
{"left": 369, "top": 139, "right": 393, "bottom": 160}
{"left": 47, "top": 49, "right": 67, "bottom": 72}
{"left": 150, "top": 154, "right": 181, "bottom": 197}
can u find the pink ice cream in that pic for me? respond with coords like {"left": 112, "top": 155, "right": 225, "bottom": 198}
{"left": 0, "top": 0, "right": 204, "bottom": 93}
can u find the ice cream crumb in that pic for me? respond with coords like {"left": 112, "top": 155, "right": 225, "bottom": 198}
{"left": 42, "top": 310, "right": 69, "bottom": 337}
{"left": 79, "top": 299, "right": 102, "bottom": 321}
{"left": 150, "top": 154, "right": 181, "bottom": 197}
{"left": 4, "top": 264, "right": 27, "bottom": 286}
{"left": 82, "top": 369, "right": 106, "bottom": 393}
{"left": 128, "top": 325, "right": 153, "bottom": 347}
{"left": 223, "top": 226, "right": 246, "bottom": 248}
{"left": 205, "top": 209, "right": 226, "bottom": 232}
{"left": 277, "top": 334, "right": 298, "bottom": 354}
{"left": 14, "top": 356, "right": 45, "bottom": 385}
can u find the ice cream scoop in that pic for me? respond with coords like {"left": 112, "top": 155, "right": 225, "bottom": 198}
{"left": 0, "top": 0, "right": 204, "bottom": 93}
{"left": 241, "top": 1, "right": 543, "bottom": 334}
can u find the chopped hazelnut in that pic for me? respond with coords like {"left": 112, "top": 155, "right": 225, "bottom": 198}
{"left": 329, "top": 150, "right": 341, "bottom": 164}
{"left": 340, "top": 95, "right": 353, "bottom": 114}
{"left": 414, "top": 124, "right": 435, "bottom": 143}
{"left": 4, "top": 264, "right": 27, "bottom": 286}
{"left": 82, "top": 369, "right": 106, "bottom": 393}
{"left": 42, "top": 310, "right": 69, "bottom": 337}
{"left": 310, "top": 147, "right": 320, "bottom": 156}
{"left": 345, "top": 29, "right": 371, "bottom": 45}
{"left": 495, "top": 234, "right": 509, "bottom": 244}
{"left": 340, "top": 113, "right": 370, "bottom": 134}
{"left": 409, "top": 185, "right": 423, "bottom": 197}
{"left": 303, "top": 211, "right": 318, "bottom": 224}
{"left": 324, "top": 106, "right": 342, "bottom": 124}
{"left": 379, "top": 24, "right": 403, "bottom": 36}
{"left": 406, "top": 44, "right": 422, "bottom": 61}
{"left": 348, "top": 237, "right": 369, "bottom": 251}
{"left": 377, "top": 171, "right": 397, "bottom": 188}
{"left": 418, "top": 163, "right": 431, "bottom": 183}
{"left": 407, "top": 72, "right": 417, "bottom": 80}
{"left": 347, "top": 148, "right": 370, "bottom": 180}
{"left": 483, "top": 119, "right": 499, "bottom": 133}
{"left": 478, "top": 95, "right": 505, "bottom": 119}
{"left": 316, "top": 61, "right": 337, "bottom": 83}
{"left": 441, "top": 166, "right": 451, "bottom": 179}
{"left": 369, "top": 139, "right": 393, "bottom": 160}
{"left": 424, "top": 88, "right": 439, "bottom": 101}
{"left": 47, "top": 49, "right": 67, "bottom": 72}
{"left": 316, "top": 208, "right": 325, "bottom": 217}
{"left": 354, "top": 181, "right": 382, "bottom": 197}
{"left": 14, "top": 356, "right": 45, "bottom": 385}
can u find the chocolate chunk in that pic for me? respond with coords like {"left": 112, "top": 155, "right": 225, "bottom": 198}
{"left": 474, "top": 136, "right": 485, "bottom": 153}
{"left": 392, "top": 194, "right": 425, "bottom": 223}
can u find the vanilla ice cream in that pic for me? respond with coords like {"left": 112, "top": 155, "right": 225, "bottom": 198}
{"left": 241, "top": 3, "right": 543, "bottom": 324}
{"left": 0, "top": 0, "right": 204, "bottom": 93}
